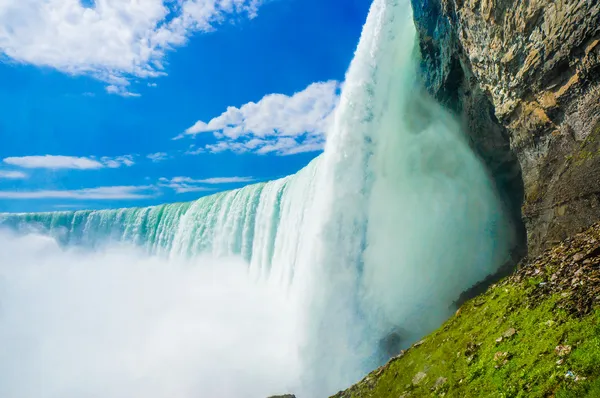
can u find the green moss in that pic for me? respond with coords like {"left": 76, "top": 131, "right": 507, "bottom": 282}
{"left": 332, "top": 290, "right": 600, "bottom": 397}
{"left": 331, "top": 225, "right": 600, "bottom": 398}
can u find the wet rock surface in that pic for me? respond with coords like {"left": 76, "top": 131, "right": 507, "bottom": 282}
{"left": 412, "top": 0, "right": 600, "bottom": 256}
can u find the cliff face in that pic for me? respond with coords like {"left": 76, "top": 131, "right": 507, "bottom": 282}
{"left": 411, "top": 0, "right": 600, "bottom": 255}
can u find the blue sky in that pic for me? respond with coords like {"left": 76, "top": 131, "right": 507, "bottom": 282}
{"left": 0, "top": 0, "right": 371, "bottom": 213}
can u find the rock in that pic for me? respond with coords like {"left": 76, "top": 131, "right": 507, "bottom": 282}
{"left": 503, "top": 328, "right": 517, "bottom": 338}
{"left": 411, "top": 0, "right": 600, "bottom": 257}
{"left": 555, "top": 345, "right": 573, "bottom": 357}
{"left": 412, "top": 372, "right": 427, "bottom": 385}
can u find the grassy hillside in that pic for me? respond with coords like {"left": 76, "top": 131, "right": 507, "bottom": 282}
{"left": 331, "top": 224, "right": 600, "bottom": 397}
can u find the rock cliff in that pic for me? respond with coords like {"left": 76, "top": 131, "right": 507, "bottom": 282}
{"left": 411, "top": 0, "right": 600, "bottom": 256}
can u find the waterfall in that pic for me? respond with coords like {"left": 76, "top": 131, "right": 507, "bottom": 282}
{"left": 0, "top": 0, "right": 513, "bottom": 396}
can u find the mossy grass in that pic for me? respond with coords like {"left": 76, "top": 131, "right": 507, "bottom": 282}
{"left": 332, "top": 225, "right": 600, "bottom": 398}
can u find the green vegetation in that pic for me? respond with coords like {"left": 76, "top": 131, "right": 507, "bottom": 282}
{"left": 332, "top": 224, "right": 600, "bottom": 398}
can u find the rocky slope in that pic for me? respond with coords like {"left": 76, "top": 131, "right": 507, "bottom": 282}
{"left": 411, "top": 0, "right": 600, "bottom": 256}
{"left": 330, "top": 222, "right": 600, "bottom": 397}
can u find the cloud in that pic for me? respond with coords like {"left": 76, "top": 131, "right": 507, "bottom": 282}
{"left": 0, "top": 170, "right": 28, "bottom": 179}
{"left": 178, "top": 81, "right": 339, "bottom": 155}
{"left": 0, "top": 186, "right": 155, "bottom": 200}
{"left": 3, "top": 155, "right": 135, "bottom": 170}
{"left": 0, "top": 0, "right": 265, "bottom": 93}
{"left": 147, "top": 152, "right": 169, "bottom": 162}
{"left": 106, "top": 85, "right": 141, "bottom": 98}
{"left": 192, "top": 176, "right": 255, "bottom": 184}
{"left": 100, "top": 155, "right": 135, "bottom": 168}
{"left": 158, "top": 176, "right": 254, "bottom": 193}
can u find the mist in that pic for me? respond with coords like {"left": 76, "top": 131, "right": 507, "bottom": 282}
{"left": 0, "top": 231, "right": 300, "bottom": 398}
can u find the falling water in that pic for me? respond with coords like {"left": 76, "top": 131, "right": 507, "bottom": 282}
{"left": 0, "top": 0, "right": 513, "bottom": 396}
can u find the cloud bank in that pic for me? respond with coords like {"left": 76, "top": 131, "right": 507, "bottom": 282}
{"left": 0, "top": 175, "right": 255, "bottom": 200}
{"left": 180, "top": 81, "right": 341, "bottom": 155}
{"left": 0, "top": 170, "right": 27, "bottom": 179}
{"left": 158, "top": 176, "right": 255, "bottom": 193}
{"left": 3, "top": 155, "right": 135, "bottom": 170}
{"left": 0, "top": 0, "right": 265, "bottom": 93}
{"left": 0, "top": 185, "right": 154, "bottom": 200}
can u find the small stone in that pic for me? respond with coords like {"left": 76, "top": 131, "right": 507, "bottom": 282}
{"left": 574, "top": 253, "right": 585, "bottom": 262}
{"left": 496, "top": 336, "right": 503, "bottom": 344}
{"left": 412, "top": 372, "right": 427, "bottom": 385}
{"left": 555, "top": 345, "right": 572, "bottom": 357}
{"left": 413, "top": 339, "right": 425, "bottom": 347}
{"left": 545, "top": 320, "right": 555, "bottom": 327}
{"left": 392, "top": 350, "right": 406, "bottom": 360}
{"left": 503, "top": 328, "right": 517, "bottom": 338}
{"left": 556, "top": 359, "right": 564, "bottom": 365}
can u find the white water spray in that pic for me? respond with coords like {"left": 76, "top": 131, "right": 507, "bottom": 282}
{"left": 0, "top": 0, "right": 512, "bottom": 396}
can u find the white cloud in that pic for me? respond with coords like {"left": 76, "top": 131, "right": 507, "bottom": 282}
{"left": 3, "top": 155, "right": 135, "bottom": 170}
{"left": 192, "top": 176, "right": 255, "bottom": 184}
{"left": 4, "top": 155, "right": 103, "bottom": 170}
{"left": 158, "top": 175, "right": 254, "bottom": 193}
{"left": 0, "top": 170, "right": 28, "bottom": 179}
{"left": 106, "top": 85, "right": 140, "bottom": 98}
{"left": 100, "top": 155, "right": 135, "bottom": 168}
{"left": 0, "top": 0, "right": 264, "bottom": 94}
{"left": 0, "top": 186, "right": 155, "bottom": 200}
{"left": 147, "top": 152, "right": 169, "bottom": 162}
{"left": 179, "top": 81, "right": 339, "bottom": 155}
